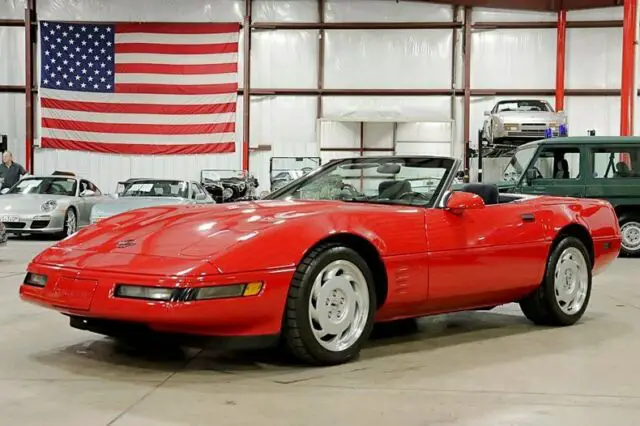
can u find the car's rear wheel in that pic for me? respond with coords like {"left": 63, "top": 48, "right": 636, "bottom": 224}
{"left": 619, "top": 213, "right": 640, "bottom": 257}
{"left": 519, "top": 236, "right": 592, "bottom": 326}
{"left": 283, "top": 243, "right": 376, "bottom": 365}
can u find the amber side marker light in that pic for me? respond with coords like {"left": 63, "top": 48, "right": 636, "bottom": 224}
{"left": 24, "top": 272, "right": 47, "bottom": 287}
{"left": 192, "top": 281, "right": 264, "bottom": 301}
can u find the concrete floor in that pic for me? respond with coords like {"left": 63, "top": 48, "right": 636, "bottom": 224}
{"left": 2, "top": 240, "right": 640, "bottom": 426}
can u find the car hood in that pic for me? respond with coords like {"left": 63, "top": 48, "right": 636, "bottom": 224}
{"left": 0, "top": 193, "right": 71, "bottom": 213}
{"left": 92, "top": 197, "right": 189, "bottom": 218}
{"left": 34, "top": 199, "right": 407, "bottom": 274}
{"left": 495, "top": 111, "right": 565, "bottom": 122}
{"left": 34, "top": 200, "right": 342, "bottom": 266}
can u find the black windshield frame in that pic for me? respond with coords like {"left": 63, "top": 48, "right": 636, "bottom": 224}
{"left": 264, "top": 156, "right": 459, "bottom": 208}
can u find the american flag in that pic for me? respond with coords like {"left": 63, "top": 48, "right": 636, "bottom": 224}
{"left": 39, "top": 21, "right": 239, "bottom": 155}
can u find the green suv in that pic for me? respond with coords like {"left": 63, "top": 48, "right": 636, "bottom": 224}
{"left": 497, "top": 136, "right": 640, "bottom": 256}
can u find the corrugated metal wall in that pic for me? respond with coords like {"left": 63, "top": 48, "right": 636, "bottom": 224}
{"left": 0, "top": 1, "right": 634, "bottom": 193}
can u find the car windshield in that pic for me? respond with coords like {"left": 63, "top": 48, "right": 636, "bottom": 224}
{"left": 495, "top": 100, "right": 552, "bottom": 113}
{"left": 266, "top": 157, "right": 456, "bottom": 207}
{"left": 502, "top": 145, "right": 538, "bottom": 182}
{"left": 121, "top": 180, "right": 188, "bottom": 198}
{"left": 8, "top": 177, "right": 77, "bottom": 196}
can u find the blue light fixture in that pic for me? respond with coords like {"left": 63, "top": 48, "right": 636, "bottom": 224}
{"left": 545, "top": 127, "right": 553, "bottom": 138}
{"left": 559, "top": 124, "right": 568, "bottom": 136}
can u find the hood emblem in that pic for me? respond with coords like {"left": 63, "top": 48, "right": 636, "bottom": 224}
{"left": 115, "top": 239, "right": 136, "bottom": 248}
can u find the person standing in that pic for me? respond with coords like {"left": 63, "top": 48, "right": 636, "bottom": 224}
{"left": 0, "top": 151, "right": 27, "bottom": 191}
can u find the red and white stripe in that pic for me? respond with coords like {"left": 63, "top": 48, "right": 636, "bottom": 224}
{"left": 40, "top": 22, "right": 239, "bottom": 155}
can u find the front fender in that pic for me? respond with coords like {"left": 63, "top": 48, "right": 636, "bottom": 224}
{"left": 209, "top": 209, "right": 428, "bottom": 274}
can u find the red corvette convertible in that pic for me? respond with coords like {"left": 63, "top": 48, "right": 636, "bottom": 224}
{"left": 20, "top": 156, "right": 621, "bottom": 365}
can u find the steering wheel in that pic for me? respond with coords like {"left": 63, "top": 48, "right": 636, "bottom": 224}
{"left": 340, "top": 183, "right": 360, "bottom": 198}
{"left": 398, "top": 191, "right": 430, "bottom": 201}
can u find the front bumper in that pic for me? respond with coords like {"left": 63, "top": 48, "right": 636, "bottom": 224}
{"left": 0, "top": 212, "right": 65, "bottom": 234}
{"left": 19, "top": 263, "right": 294, "bottom": 342}
{"left": 494, "top": 123, "right": 565, "bottom": 140}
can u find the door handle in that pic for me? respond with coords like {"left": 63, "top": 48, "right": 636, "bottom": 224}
{"left": 521, "top": 213, "right": 535, "bottom": 222}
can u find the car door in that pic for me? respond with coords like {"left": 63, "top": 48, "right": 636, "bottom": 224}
{"left": 76, "top": 179, "right": 100, "bottom": 226}
{"left": 424, "top": 195, "right": 549, "bottom": 310}
{"left": 517, "top": 145, "right": 586, "bottom": 198}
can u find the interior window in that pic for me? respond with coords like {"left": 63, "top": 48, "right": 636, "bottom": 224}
{"left": 526, "top": 147, "right": 581, "bottom": 181}
{"left": 592, "top": 147, "right": 640, "bottom": 179}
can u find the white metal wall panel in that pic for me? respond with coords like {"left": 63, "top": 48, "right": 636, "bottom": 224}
{"left": 567, "top": 6, "right": 623, "bottom": 20}
{"left": 395, "top": 122, "right": 453, "bottom": 157}
{"left": 37, "top": 0, "right": 244, "bottom": 21}
{"left": 0, "top": 94, "right": 27, "bottom": 164}
{"left": 250, "top": 95, "right": 317, "bottom": 156}
{"left": 566, "top": 28, "right": 622, "bottom": 89}
{"left": 565, "top": 96, "right": 620, "bottom": 137}
{"left": 251, "top": 30, "right": 319, "bottom": 89}
{"left": 471, "top": 29, "right": 556, "bottom": 89}
{"left": 324, "top": 0, "right": 453, "bottom": 22}
{"left": 363, "top": 123, "right": 394, "bottom": 149}
{"left": 324, "top": 29, "right": 452, "bottom": 89}
{"left": 323, "top": 96, "right": 452, "bottom": 121}
{"left": 319, "top": 121, "right": 360, "bottom": 150}
{"left": 0, "top": 0, "right": 26, "bottom": 18}
{"left": 471, "top": 8, "right": 555, "bottom": 22}
{"left": 248, "top": 149, "right": 272, "bottom": 193}
{"left": 252, "top": 0, "right": 318, "bottom": 22}
{"left": 0, "top": 28, "right": 25, "bottom": 86}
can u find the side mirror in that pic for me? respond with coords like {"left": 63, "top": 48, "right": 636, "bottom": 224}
{"left": 195, "top": 193, "right": 207, "bottom": 201}
{"left": 525, "top": 168, "right": 537, "bottom": 185}
{"left": 80, "top": 189, "right": 95, "bottom": 197}
{"left": 445, "top": 191, "right": 485, "bottom": 215}
{"left": 483, "top": 110, "right": 491, "bottom": 116}
{"left": 0, "top": 188, "right": 9, "bottom": 194}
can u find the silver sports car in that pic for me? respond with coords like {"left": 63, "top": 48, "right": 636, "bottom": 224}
{"left": 0, "top": 173, "right": 107, "bottom": 237}
{"left": 482, "top": 99, "right": 568, "bottom": 144}
{"left": 90, "top": 178, "right": 214, "bottom": 224}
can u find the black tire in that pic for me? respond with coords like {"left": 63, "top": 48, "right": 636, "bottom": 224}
{"left": 282, "top": 243, "right": 377, "bottom": 366}
{"left": 59, "top": 208, "right": 77, "bottom": 239}
{"left": 519, "top": 236, "right": 592, "bottom": 327}
{"left": 619, "top": 213, "right": 640, "bottom": 257}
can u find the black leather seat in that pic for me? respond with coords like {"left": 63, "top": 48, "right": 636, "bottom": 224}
{"left": 460, "top": 183, "right": 499, "bottom": 205}
{"left": 378, "top": 180, "right": 411, "bottom": 199}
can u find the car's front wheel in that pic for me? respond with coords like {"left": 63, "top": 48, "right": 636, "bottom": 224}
{"left": 60, "top": 208, "right": 77, "bottom": 238}
{"left": 283, "top": 243, "right": 376, "bottom": 365}
{"left": 619, "top": 213, "right": 640, "bottom": 257}
{"left": 519, "top": 236, "right": 592, "bottom": 326}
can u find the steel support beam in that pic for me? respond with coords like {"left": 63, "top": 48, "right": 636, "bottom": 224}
{"left": 242, "top": 0, "right": 252, "bottom": 171}
{"left": 556, "top": 10, "right": 567, "bottom": 112}
{"left": 621, "top": 0, "right": 638, "bottom": 136}
{"left": 25, "top": 0, "right": 36, "bottom": 173}
{"left": 463, "top": 7, "right": 472, "bottom": 171}
{"left": 317, "top": 0, "right": 325, "bottom": 119}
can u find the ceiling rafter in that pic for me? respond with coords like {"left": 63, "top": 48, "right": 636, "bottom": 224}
{"left": 414, "top": 0, "right": 623, "bottom": 11}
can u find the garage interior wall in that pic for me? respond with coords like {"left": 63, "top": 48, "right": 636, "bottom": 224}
{"left": 0, "top": 0, "right": 634, "bottom": 192}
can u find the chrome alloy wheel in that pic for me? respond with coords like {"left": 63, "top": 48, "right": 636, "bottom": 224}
{"left": 621, "top": 221, "right": 640, "bottom": 253}
{"left": 554, "top": 247, "right": 589, "bottom": 315}
{"left": 66, "top": 210, "right": 77, "bottom": 236}
{"left": 308, "top": 260, "right": 370, "bottom": 352}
